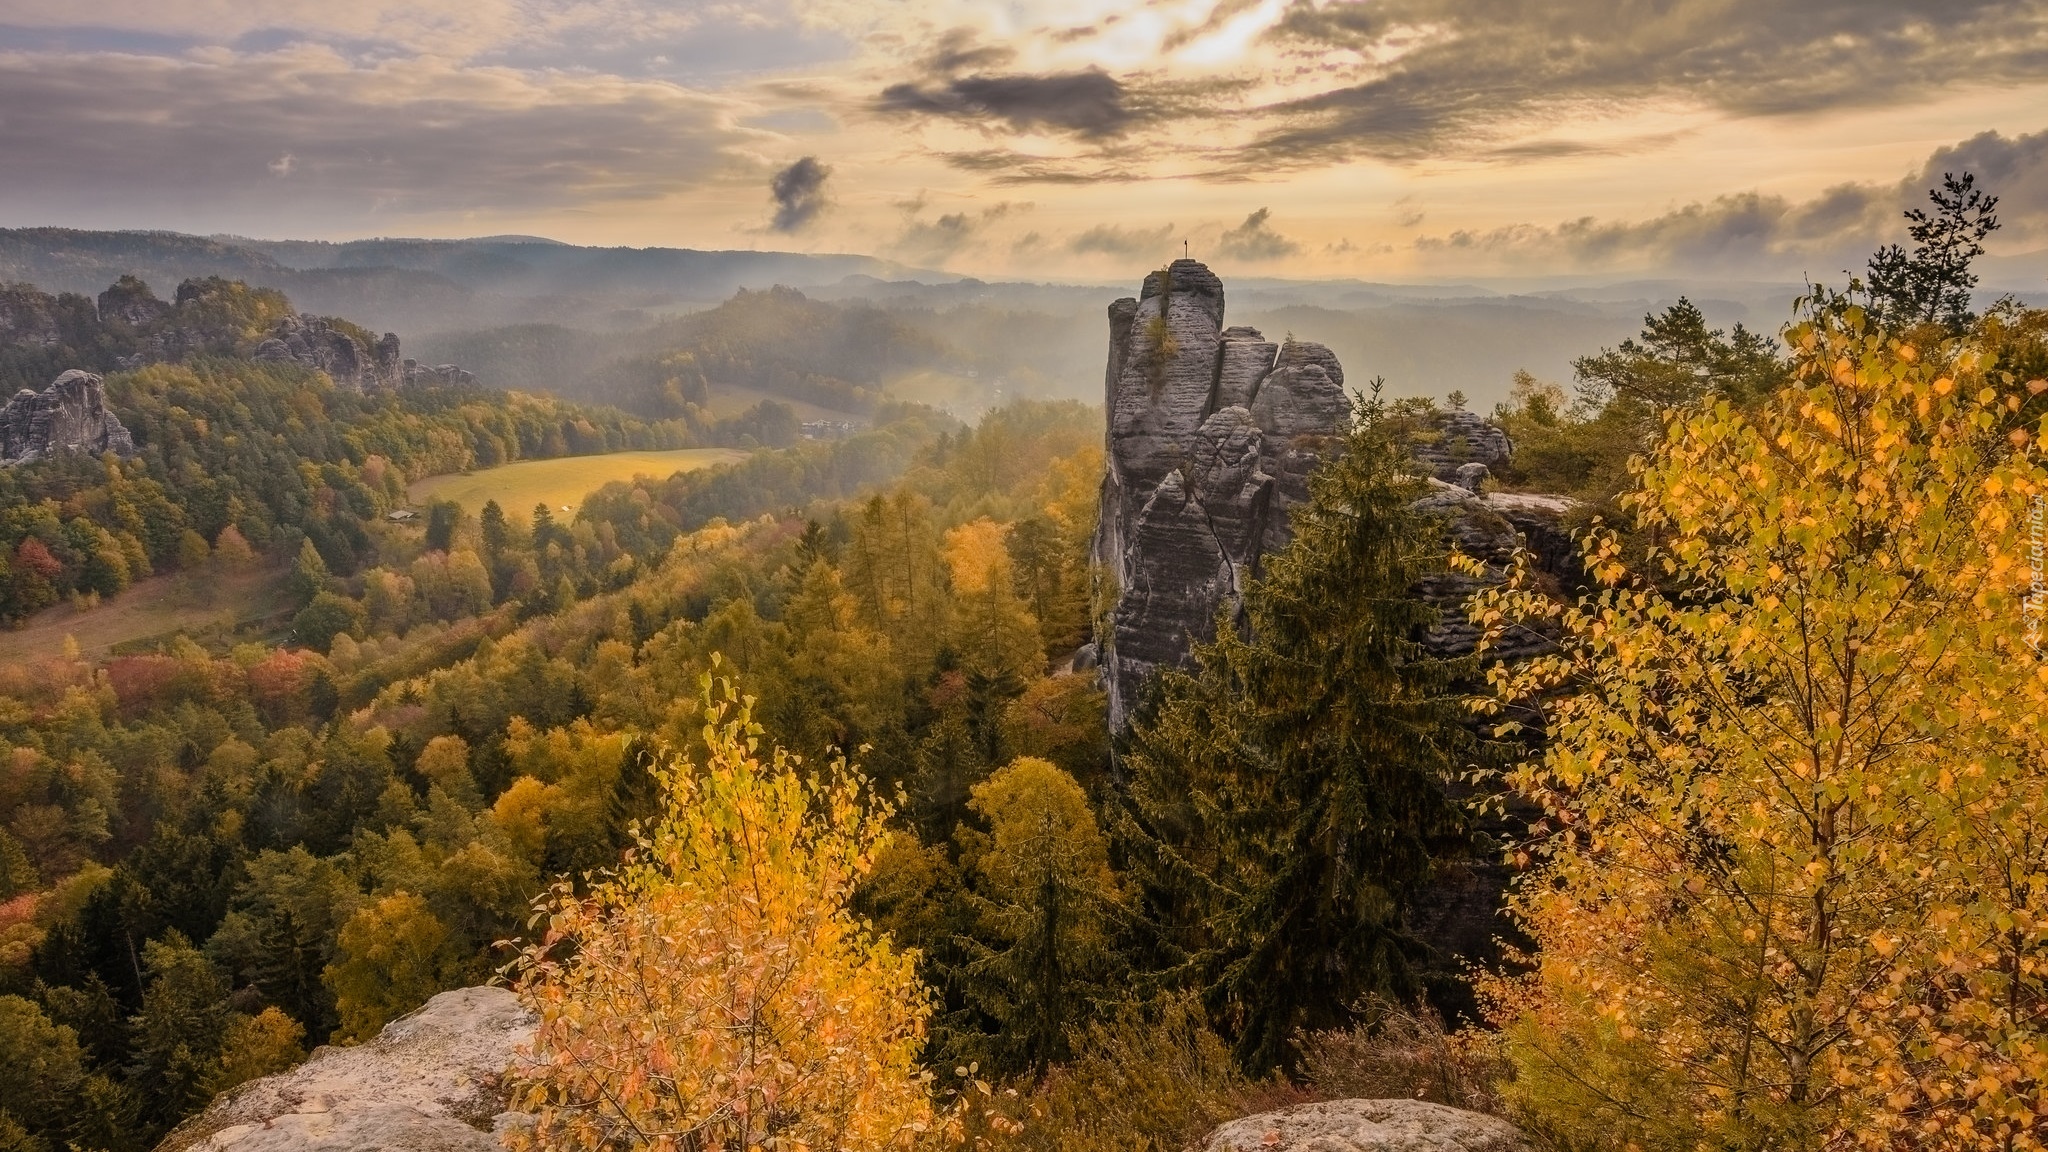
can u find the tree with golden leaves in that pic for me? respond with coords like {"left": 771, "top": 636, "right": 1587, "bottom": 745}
{"left": 1471, "top": 289, "right": 2048, "bottom": 1150}
{"left": 508, "top": 662, "right": 938, "bottom": 1151}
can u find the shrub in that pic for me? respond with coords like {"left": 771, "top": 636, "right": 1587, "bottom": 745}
{"left": 1295, "top": 997, "right": 1505, "bottom": 1114}
{"left": 509, "top": 665, "right": 936, "bottom": 1151}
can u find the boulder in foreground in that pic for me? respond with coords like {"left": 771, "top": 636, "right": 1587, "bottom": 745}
{"left": 157, "top": 986, "right": 535, "bottom": 1152}
{"left": 1206, "top": 1099, "right": 1529, "bottom": 1152}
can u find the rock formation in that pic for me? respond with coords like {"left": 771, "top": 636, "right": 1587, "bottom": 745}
{"left": 404, "top": 358, "right": 479, "bottom": 388}
{"left": 0, "top": 275, "right": 474, "bottom": 395}
{"left": 1092, "top": 259, "right": 1351, "bottom": 731}
{"left": 1090, "top": 260, "right": 1580, "bottom": 730}
{"left": 1205, "top": 1099, "right": 1529, "bottom": 1152}
{"left": 0, "top": 370, "right": 135, "bottom": 464}
{"left": 1410, "top": 407, "right": 1513, "bottom": 484}
{"left": 156, "top": 986, "right": 536, "bottom": 1152}
{"left": 253, "top": 314, "right": 407, "bottom": 391}
{"left": 97, "top": 274, "right": 175, "bottom": 330}
{"left": 0, "top": 283, "right": 66, "bottom": 348}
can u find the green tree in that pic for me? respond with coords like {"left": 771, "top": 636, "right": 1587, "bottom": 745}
{"left": 129, "top": 933, "right": 232, "bottom": 1131}
{"left": 1122, "top": 397, "right": 1475, "bottom": 1073}
{"left": 174, "top": 528, "right": 210, "bottom": 571}
{"left": 957, "top": 757, "right": 1125, "bottom": 1076}
{"left": 287, "top": 538, "right": 331, "bottom": 605}
{"left": 0, "top": 996, "right": 85, "bottom": 1148}
{"left": 1571, "top": 297, "right": 1785, "bottom": 418}
{"left": 424, "top": 500, "right": 463, "bottom": 553}
{"left": 290, "top": 591, "right": 365, "bottom": 652}
{"left": 1867, "top": 170, "right": 2000, "bottom": 330}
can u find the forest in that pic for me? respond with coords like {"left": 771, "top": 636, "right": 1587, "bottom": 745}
{"left": 0, "top": 176, "right": 2043, "bottom": 1152}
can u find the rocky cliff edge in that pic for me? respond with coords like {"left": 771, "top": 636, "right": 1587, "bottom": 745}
{"left": 156, "top": 987, "right": 536, "bottom": 1152}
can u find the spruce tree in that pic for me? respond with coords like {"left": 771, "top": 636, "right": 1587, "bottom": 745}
{"left": 1120, "top": 396, "right": 1475, "bottom": 1073}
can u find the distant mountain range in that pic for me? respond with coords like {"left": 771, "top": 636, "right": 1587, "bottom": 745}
{"left": 8, "top": 227, "right": 2038, "bottom": 412}
{"left": 0, "top": 228, "right": 938, "bottom": 335}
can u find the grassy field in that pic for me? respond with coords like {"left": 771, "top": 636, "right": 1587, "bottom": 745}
{"left": 699, "top": 384, "right": 860, "bottom": 422}
{"left": 0, "top": 561, "right": 294, "bottom": 663}
{"left": 408, "top": 448, "right": 748, "bottom": 520}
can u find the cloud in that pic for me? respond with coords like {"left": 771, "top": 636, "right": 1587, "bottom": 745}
{"left": 889, "top": 201, "right": 1022, "bottom": 265}
{"left": 0, "top": 46, "right": 759, "bottom": 231}
{"left": 1915, "top": 127, "right": 2048, "bottom": 242}
{"left": 1215, "top": 207, "right": 1301, "bottom": 261}
{"left": 1068, "top": 222, "right": 1176, "bottom": 257}
{"left": 1397, "top": 128, "right": 2048, "bottom": 277}
{"left": 1237, "top": 0, "right": 2048, "bottom": 168}
{"left": 767, "top": 155, "right": 830, "bottom": 232}
{"left": 878, "top": 68, "right": 1133, "bottom": 139}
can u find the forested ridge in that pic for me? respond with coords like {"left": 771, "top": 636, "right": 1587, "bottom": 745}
{"left": 0, "top": 178, "right": 2044, "bottom": 1152}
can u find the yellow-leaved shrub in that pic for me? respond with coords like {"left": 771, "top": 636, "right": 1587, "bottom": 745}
{"left": 508, "top": 664, "right": 937, "bottom": 1151}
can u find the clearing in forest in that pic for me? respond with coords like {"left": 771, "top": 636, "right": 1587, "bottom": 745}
{"left": 407, "top": 448, "right": 749, "bottom": 520}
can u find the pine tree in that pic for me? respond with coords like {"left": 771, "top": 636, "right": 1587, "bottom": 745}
{"left": 1867, "top": 170, "right": 2000, "bottom": 330}
{"left": 1121, "top": 397, "right": 1475, "bottom": 1073}
{"left": 286, "top": 538, "right": 329, "bottom": 606}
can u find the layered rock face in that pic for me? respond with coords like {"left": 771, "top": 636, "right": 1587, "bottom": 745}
{"left": 0, "top": 370, "right": 136, "bottom": 464}
{"left": 404, "top": 358, "right": 479, "bottom": 388}
{"left": 0, "top": 276, "right": 468, "bottom": 395}
{"left": 1092, "top": 260, "right": 1351, "bottom": 730}
{"left": 0, "top": 283, "right": 67, "bottom": 347}
{"left": 253, "top": 314, "right": 406, "bottom": 391}
{"left": 157, "top": 986, "right": 536, "bottom": 1152}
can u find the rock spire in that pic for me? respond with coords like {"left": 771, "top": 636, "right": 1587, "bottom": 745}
{"left": 1091, "top": 259, "right": 1350, "bottom": 731}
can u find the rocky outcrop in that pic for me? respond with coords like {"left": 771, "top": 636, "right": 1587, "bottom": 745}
{"left": 0, "top": 275, "right": 474, "bottom": 394}
{"left": 403, "top": 359, "right": 479, "bottom": 388}
{"left": 253, "top": 314, "right": 406, "bottom": 391}
{"left": 157, "top": 986, "right": 536, "bottom": 1152}
{"left": 1206, "top": 1099, "right": 1529, "bottom": 1152}
{"left": 98, "top": 274, "right": 175, "bottom": 330}
{"left": 0, "top": 370, "right": 135, "bottom": 464}
{"left": 1091, "top": 260, "right": 1579, "bottom": 729}
{"left": 1411, "top": 408, "right": 1513, "bottom": 484}
{"left": 0, "top": 283, "right": 66, "bottom": 348}
{"left": 1093, "top": 259, "right": 1351, "bottom": 730}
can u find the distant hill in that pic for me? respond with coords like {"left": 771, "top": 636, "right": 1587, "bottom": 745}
{"left": 0, "top": 228, "right": 940, "bottom": 335}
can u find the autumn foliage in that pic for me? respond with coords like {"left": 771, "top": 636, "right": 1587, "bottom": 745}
{"left": 1471, "top": 291, "right": 2048, "bottom": 1148}
{"left": 509, "top": 665, "right": 938, "bottom": 1151}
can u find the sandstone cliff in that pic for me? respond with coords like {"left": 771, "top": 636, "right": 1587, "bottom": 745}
{"left": 1092, "top": 259, "right": 1352, "bottom": 731}
{"left": 1090, "top": 260, "right": 1573, "bottom": 730}
{"left": 0, "top": 275, "right": 472, "bottom": 395}
{"left": 0, "top": 370, "right": 135, "bottom": 464}
{"left": 157, "top": 987, "right": 535, "bottom": 1152}
{"left": 252, "top": 313, "right": 406, "bottom": 391}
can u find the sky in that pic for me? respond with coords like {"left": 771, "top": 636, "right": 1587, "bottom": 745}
{"left": 7, "top": 0, "right": 2048, "bottom": 282}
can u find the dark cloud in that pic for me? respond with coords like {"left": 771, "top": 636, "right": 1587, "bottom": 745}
{"left": 0, "top": 48, "right": 754, "bottom": 232}
{"left": 1215, "top": 207, "right": 1301, "bottom": 261}
{"left": 768, "top": 155, "right": 830, "bottom": 232}
{"left": 1917, "top": 127, "right": 2048, "bottom": 241}
{"left": 1068, "top": 222, "right": 1176, "bottom": 258}
{"left": 878, "top": 68, "right": 1133, "bottom": 139}
{"left": 1240, "top": 0, "right": 2048, "bottom": 168}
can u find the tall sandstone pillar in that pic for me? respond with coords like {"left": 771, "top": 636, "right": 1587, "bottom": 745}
{"left": 1091, "top": 260, "right": 1348, "bottom": 731}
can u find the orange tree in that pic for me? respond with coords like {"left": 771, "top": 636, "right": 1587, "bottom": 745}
{"left": 508, "top": 661, "right": 938, "bottom": 1151}
{"left": 1470, "top": 290, "right": 2048, "bottom": 1150}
